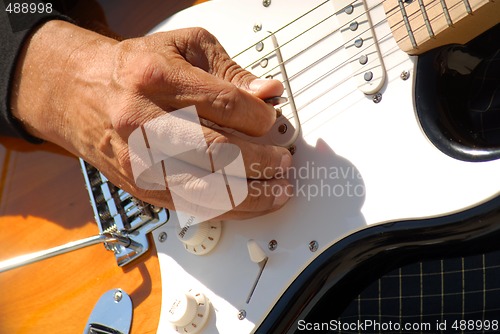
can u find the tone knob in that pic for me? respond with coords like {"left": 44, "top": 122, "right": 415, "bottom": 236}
{"left": 166, "top": 289, "right": 211, "bottom": 334}
{"left": 176, "top": 221, "right": 222, "bottom": 255}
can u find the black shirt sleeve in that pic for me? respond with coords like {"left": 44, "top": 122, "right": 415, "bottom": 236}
{"left": 0, "top": 1, "right": 73, "bottom": 143}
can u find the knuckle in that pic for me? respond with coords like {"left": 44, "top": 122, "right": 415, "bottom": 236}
{"left": 108, "top": 97, "right": 143, "bottom": 133}
{"left": 191, "top": 27, "right": 216, "bottom": 44}
{"left": 114, "top": 41, "right": 166, "bottom": 91}
{"left": 217, "top": 60, "right": 247, "bottom": 82}
{"left": 129, "top": 53, "right": 165, "bottom": 90}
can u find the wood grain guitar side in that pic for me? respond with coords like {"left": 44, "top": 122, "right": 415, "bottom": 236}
{"left": 0, "top": 139, "right": 162, "bottom": 334}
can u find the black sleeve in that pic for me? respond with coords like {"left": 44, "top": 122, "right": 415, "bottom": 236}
{"left": 0, "top": 1, "right": 73, "bottom": 143}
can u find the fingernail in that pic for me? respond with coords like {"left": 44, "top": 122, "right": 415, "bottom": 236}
{"left": 273, "top": 184, "right": 293, "bottom": 207}
{"left": 249, "top": 78, "right": 270, "bottom": 94}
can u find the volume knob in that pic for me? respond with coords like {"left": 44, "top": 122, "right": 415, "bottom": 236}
{"left": 167, "top": 293, "right": 198, "bottom": 327}
{"left": 166, "top": 290, "right": 211, "bottom": 334}
{"left": 176, "top": 221, "right": 222, "bottom": 255}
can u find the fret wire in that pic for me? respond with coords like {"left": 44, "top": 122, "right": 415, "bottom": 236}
{"left": 398, "top": 0, "right": 418, "bottom": 48}
{"left": 439, "top": 0, "right": 453, "bottom": 27}
{"left": 418, "top": 0, "right": 435, "bottom": 38}
{"left": 463, "top": 0, "right": 473, "bottom": 14}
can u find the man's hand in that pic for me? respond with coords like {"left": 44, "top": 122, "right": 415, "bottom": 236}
{"left": 11, "top": 20, "right": 293, "bottom": 220}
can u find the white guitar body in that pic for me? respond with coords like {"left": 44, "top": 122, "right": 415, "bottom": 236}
{"left": 148, "top": 1, "right": 500, "bottom": 333}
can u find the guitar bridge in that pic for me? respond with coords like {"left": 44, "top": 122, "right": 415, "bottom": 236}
{"left": 80, "top": 159, "right": 169, "bottom": 266}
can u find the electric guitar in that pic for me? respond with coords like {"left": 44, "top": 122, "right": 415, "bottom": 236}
{"left": 1, "top": 0, "right": 499, "bottom": 333}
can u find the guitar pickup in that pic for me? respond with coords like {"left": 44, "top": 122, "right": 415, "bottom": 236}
{"left": 333, "top": 0, "right": 386, "bottom": 95}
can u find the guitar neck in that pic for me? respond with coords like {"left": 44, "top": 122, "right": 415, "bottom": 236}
{"left": 384, "top": 0, "right": 499, "bottom": 55}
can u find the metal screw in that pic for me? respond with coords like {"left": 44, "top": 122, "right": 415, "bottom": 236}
{"left": 278, "top": 124, "right": 288, "bottom": 134}
{"left": 309, "top": 241, "right": 319, "bottom": 252}
{"left": 288, "top": 145, "right": 296, "bottom": 155}
{"left": 238, "top": 309, "right": 247, "bottom": 320}
{"left": 372, "top": 93, "right": 382, "bottom": 104}
{"left": 400, "top": 70, "right": 410, "bottom": 80}
{"left": 151, "top": 205, "right": 162, "bottom": 213}
{"left": 158, "top": 232, "right": 167, "bottom": 243}
{"left": 263, "top": 0, "right": 271, "bottom": 7}
{"left": 114, "top": 290, "right": 123, "bottom": 303}
{"left": 256, "top": 41, "right": 264, "bottom": 52}
{"left": 268, "top": 240, "right": 278, "bottom": 251}
{"left": 253, "top": 23, "right": 262, "bottom": 32}
{"left": 275, "top": 107, "right": 282, "bottom": 118}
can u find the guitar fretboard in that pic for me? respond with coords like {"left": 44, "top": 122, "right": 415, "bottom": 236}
{"left": 384, "top": 0, "right": 500, "bottom": 55}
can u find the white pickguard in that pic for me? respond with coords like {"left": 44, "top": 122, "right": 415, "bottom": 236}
{"left": 149, "top": 1, "right": 500, "bottom": 333}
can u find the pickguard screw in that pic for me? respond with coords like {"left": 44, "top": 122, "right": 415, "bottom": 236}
{"left": 309, "top": 241, "right": 319, "bottom": 252}
{"left": 151, "top": 205, "right": 162, "bottom": 213}
{"left": 114, "top": 290, "right": 123, "bottom": 303}
{"left": 278, "top": 124, "right": 288, "bottom": 134}
{"left": 400, "top": 70, "right": 410, "bottom": 80}
{"left": 253, "top": 23, "right": 262, "bottom": 32}
{"left": 158, "top": 232, "right": 167, "bottom": 243}
{"left": 372, "top": 93, "right": 382, "bottom": 104}
{"left": 275, "top": 107, "right": 282, "bottom": 118}
{"left": 263, "top": 0, "right": 271, "bottom": 7}
{"left": 288, "top": 145, "right": 296, "bottom": 155}
{"left": 268, "top": 240, "right": 278, "bottom": 251}
{"left": 238, "top": 309, "right": 247, "bottom": 320}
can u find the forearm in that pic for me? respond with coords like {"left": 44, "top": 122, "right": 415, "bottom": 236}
{"left": 11, "top": 20, "right": 118, "bottom": 154}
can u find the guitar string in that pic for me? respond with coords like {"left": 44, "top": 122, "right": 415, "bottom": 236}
{"left": 249, "top": 7, "right": 371, "bottom": 79}
{"left": 231, "top": 0, "right": 332, "bottom": 60}
{"left": 216, "top": 0, "right": 465, "bottom": 140}
{"left": 253, "top": 0, "right": 470, "bottom": 102}
{"left": 237, "top": 0, "right": 475, "bottom": 77}
{"left": 255, "top": 4, "right": 383, "bottom": 83}
{"left": 285, "top": 0, "right": 470, "bottom": 90}
{"left": 220, "top": 0, "right": 478, "bottom": 139}
{"left": 244, "top": 0, "right": 471, "bottom": 79}
{"left": 240, "top": 9, "right": 346, "bottom": 71}
{"left": 239, "top": 0, "right": 364, "bottom": 71}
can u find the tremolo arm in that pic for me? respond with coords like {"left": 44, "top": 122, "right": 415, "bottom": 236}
{"left": 0, "top": 160, "right": 170, "bottom": 273}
